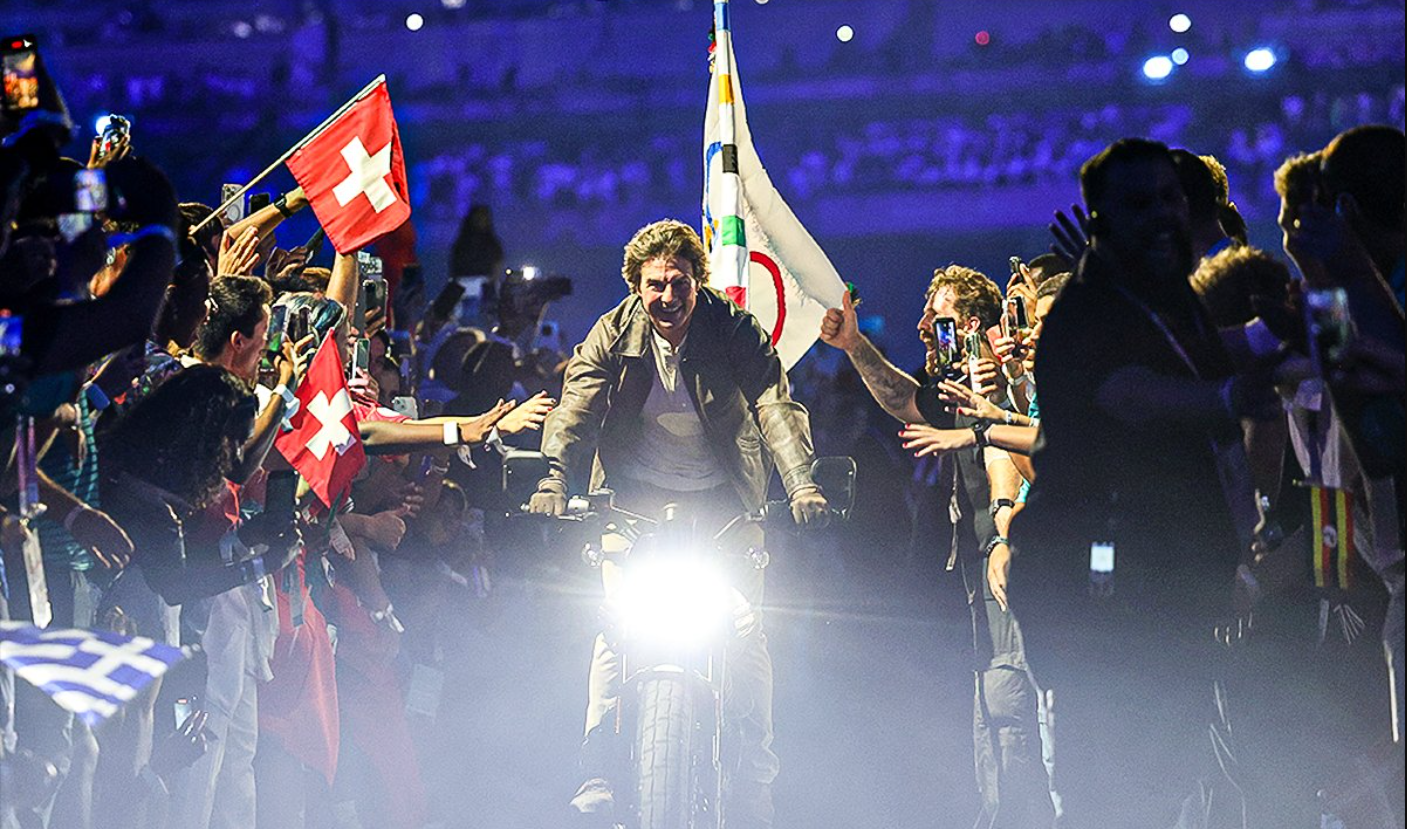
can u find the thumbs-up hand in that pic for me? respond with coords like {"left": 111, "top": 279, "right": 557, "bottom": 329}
{"left": 820, "top": 287, "right": 860, "bottom": 352}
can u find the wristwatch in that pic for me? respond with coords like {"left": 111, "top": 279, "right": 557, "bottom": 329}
{"left": 971, "top": 421, "right": 991, "bottom": 448}
{"left": 989, "top": 498, "right": 1016, "bottom": 517}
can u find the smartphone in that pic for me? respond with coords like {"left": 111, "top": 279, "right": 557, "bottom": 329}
{"left": 263, "top": 470, "right": 299, "bottom": 531}
{"left": 351, "top": 338, "right": 371, "bottom": 376}
{"left": 57, "top": 213, "right": 93, "bottom": 244}
{"left": 1008, "top": 256, "right": 1023, "bottom": 277}
{"left": 73, "top": 169, "right": 107, "bottom": 213}
{"left": 1089, "top": 541, "right": 1114, "bottom": 574}
{"left": 355, "top": 251, "right": 384, "bottom": 280}
{"left": 305, "top": 228, "right": 326, "bottom": 262}
{"left": 266, "top": 305, "right": 288, "bottom": 356}
{"left": 248, "top": 191, "right": 272, "bottom": 214}
{"left": 2, "top": 35, "right": 40, "bottom": 113}
{"left": 173, "top": 694, "right": 197, "bottom": 729}
{"left": 964, "top": 331, "right": 986, "bottom": 393}
{"left": 934, "top": 317, "right": 959, "bottom": 377}
{"left": 0, "top": 312, "right": 22, "bottom": 357}
{"left": 1305, "top": 287, "right": 1352, "bottom": 368}
{"left": 287, "top": 306, "right": 312, "bottom": 345}
{"left": 429, "top": 280, "right": 467, "bottom": 321}
{"left": 96, "top": 114, "right": 129, "bottom": 162}
{"left": 220, "top": 183, "right": 245, "bottom": 227}
{"left": 363, "top": 279, "right": 388, "bottom": 322}
{"left": 1002, "top": 296, "right": 1029, "bottom": 340}
{"left": 390, "top": 395, "right": 420, "bottom": 419}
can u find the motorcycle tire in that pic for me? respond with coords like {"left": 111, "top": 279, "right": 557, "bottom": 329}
{"left": 635, "top": 676, "right": 698, "bottom": 829}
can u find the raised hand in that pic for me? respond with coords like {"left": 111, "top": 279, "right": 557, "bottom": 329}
{"left": 819, "top": 289, "right": 861, "bottom": 352}
{"left": 1049, "top": 203, "right": 1090, "bottom": 267}
{"left": 217, "top": 227, "right": 261, "bottom": 276}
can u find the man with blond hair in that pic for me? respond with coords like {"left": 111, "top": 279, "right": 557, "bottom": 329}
{"left": 533, "top": 219, "right": 827, "bottom": 826}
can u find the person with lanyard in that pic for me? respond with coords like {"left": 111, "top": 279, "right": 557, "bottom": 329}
{"left": 1012, "top": 138, "right": 1290, "bottom": 827}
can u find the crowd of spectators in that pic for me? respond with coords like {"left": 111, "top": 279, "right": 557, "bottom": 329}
{"left": 1, "top": 9, "right": 1403, "bottom": 829}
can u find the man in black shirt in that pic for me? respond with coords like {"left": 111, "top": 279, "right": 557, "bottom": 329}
{"left": 1013, "top": 138, "right": 1275, "bottom": 827}
{"left": 821, "top": 266, "right": 1054, "bottom": 828}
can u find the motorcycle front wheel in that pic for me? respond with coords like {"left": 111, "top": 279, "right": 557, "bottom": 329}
{"left": 635, "top": 676, "right": 700, "bottom": 829}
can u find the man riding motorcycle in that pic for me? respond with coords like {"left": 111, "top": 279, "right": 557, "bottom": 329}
{"left": 529, "top": 219, "right": 828, "bottom": 827}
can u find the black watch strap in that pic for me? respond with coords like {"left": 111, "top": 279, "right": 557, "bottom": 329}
{"left": 989, "top": 498, "right": 1016, "bottom": 516}
{"left": 274, "top": 194, "right": 294, "bottom": 218}
{"left": 971, "top": 421, "right": 991, "bottom": 448}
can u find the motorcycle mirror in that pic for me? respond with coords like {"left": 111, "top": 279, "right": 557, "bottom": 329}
{"left": 502, "top": 450, "right": 549, "bottom": 507}
{"left": 811, "top": 456, "right": 857, "bottom": 517}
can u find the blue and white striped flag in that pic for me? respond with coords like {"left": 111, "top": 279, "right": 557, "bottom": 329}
{"left": 0, "top": 621, "right": 185, "bottom": 727}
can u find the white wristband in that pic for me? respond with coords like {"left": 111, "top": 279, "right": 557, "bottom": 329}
{"left": 442, "top": 422, "right": 460, "bottom": 446}
{"left": 272, "top": 383, "right": 296, "bottom": 406}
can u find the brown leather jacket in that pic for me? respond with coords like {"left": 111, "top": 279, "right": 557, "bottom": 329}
{"left": 537, "top": 287, "right": 817, "bottom": 512}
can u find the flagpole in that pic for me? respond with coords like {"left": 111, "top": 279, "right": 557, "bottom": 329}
{"left": 190, "top": 75, "right": 388, "bottom": 234}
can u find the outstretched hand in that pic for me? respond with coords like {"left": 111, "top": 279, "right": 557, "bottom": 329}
{"left": 458, "top": 399, "right": 517, "bottom": 445}
{"left": 497, "top": 391, "right": 556, "bottom": 435}
{"left": 899, "top": 422, "right": 976, "bottom": 458}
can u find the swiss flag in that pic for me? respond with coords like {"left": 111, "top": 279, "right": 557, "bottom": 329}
{"left": 286, "top": 81, "right": 411, "bottom": 254}
{"left": 275, "top": 331, "right": 366, "bottom": 508}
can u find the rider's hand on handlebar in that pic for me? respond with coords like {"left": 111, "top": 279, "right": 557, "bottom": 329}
{"left": 528, "top": 489, "right": 567, "bottom": 517}
{"left": 790, "top": 487, "right": 830, "bottom": 528}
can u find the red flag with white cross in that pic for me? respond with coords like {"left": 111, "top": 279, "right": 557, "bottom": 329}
{"left": 285, "top": 80, "right": 411, "bottom": 254}
{"left": 275, "top": 330, "right": 365, "bottom": 508}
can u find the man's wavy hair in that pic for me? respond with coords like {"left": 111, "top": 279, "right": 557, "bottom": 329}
{"left": 1273, "top": 151, "right": 1322, "bottom": 208}
{"left": 1191, "top": 246, "right": 1291, "bottom": 328}
{"left": 926, "top": 264, "right": 1003, "bottom": 329}
{"left": 102, "top": 365, "right": 256, "bottom": 509}
{"left": 621, "top": 219, "right": 709, "bottom": 293}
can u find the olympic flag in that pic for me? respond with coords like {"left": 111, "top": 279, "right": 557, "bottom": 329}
{"left": 703, "top": 0, "right": 847, "bottom": 370}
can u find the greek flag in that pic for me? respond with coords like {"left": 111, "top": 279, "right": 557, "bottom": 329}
{"left": 0, "top": 621, "right": 185, "bottom": 727}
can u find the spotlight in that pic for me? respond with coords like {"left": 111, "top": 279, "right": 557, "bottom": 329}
{"left": 1169, "top": 13, "right": 1192, "bottom": 33}
{"left": 406, "top": 13, "right": 425, "bottom": 31}
{"left": 836, "top": 25, "right": 854, "bottom": 43}
{"left": 1171, "top": 47, "right": 1190, "bottom": 65}
{"left": 442, "top": 0, "right": 466, "bottom": 7}
{"left": 1244, "top": 47, "right": 1276, "bottom": 72}
{"left": 232, "top": 20, "right": 253, "bottom": 38}
{"left": 1142, "top": 55, "right": 1174, "bottom": 81}
{"left": 974, "top": 30, "right": 991, "bottom": 47}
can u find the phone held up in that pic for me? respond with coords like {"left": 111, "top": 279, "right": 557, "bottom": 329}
{"left": 933, "top": 317, "right": 961, "bottom": 381}
{"left": 2, "top": 35, "right": 40, "bottom": 114}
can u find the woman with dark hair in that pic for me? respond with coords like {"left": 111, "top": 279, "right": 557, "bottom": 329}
{"left": 99, "top": 364, "right": 297, "bottom": 638}
{"left": 99, "top": 364, "right": 299, "bottom": 829}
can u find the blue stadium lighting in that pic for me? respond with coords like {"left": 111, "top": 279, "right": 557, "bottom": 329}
{"left": 1171, "top": 48, "right": 1190, "bottom": 65}
{"left": 1244, "top": 47, "right": 1277, "bottom": 72}
{"left": 1169, "top": 13, "right": 1192, "bottom": 33}
{"left": 1142, "top": 55, "right": 1174, "bottom": 81}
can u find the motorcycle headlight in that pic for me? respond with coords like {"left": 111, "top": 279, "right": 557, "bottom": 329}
{"left": 616, "top": 556, "right": 733, "bottom": 646}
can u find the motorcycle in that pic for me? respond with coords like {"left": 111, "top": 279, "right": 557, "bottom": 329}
{"left": 504, "top": 454, "right": 856, "bottom": 829}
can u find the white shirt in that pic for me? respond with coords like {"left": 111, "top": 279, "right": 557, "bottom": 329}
{"left": 619, "top": 331, "right": 728, "bottom": 492}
